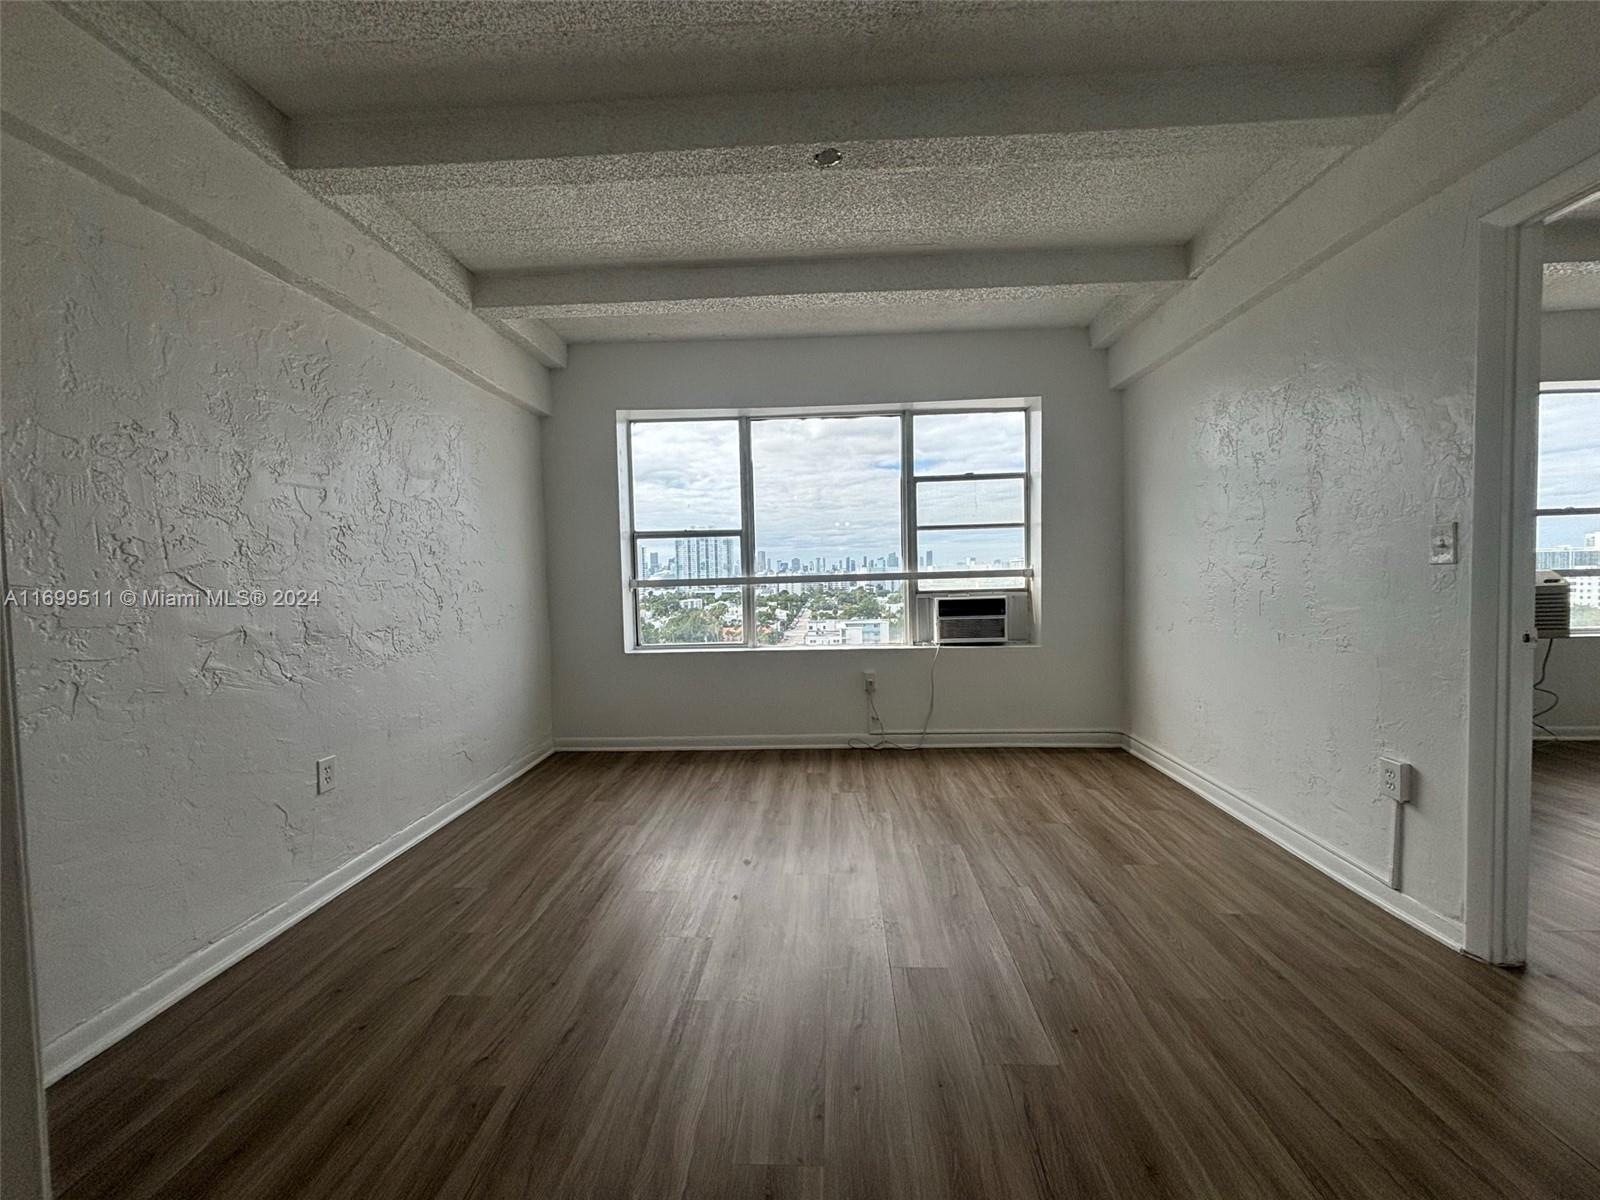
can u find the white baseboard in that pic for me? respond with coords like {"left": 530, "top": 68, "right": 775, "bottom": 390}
{"left": 45, "top": 730, "right": 1479, "bottom": 1081}
{"left": 555, "top": 729, "right": 1125, "bottom": 752}
{"left": 1534, "top": 725, "right": 1600, "bottom": 741}
{"left": 1122, "top": 734, "right": 1464, "bottom": 952}
{"left": 42, "top": 742, "right": 555, "bottom": 1084}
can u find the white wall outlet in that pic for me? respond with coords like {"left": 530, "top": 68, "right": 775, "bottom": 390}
{"left": 1428, "top": 521, "right": 1458, "bottom": 565}
{"left": 863, "top": 671, "right": 877, "bottom": 694}
{"left": 316, "top": 755, "right": 336, "bottom": 795}
{"left": 1378, "top": 756, "right": 1411, "bottom": 804}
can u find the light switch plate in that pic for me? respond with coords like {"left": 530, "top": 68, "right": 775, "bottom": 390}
{"left": 1429, "top": 521, "right": 1458, "bottom": 565}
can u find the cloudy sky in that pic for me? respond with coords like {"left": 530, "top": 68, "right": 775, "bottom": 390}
{"left": 1537, "top": 390, "right": 1599, "bottom": 549}
{"left": 630, "top": 411, "right": 1028, "bottom": 570}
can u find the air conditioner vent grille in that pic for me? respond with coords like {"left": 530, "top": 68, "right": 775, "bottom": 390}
{"left": 933, "top": 593, "right": 1011, "bottom": 644}
{"left": 1536, "top": 574, "right": 1571, "bottom": 639}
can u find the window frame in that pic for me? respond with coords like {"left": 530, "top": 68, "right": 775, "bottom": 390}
{"left": 1534, "top": 382, "right": 1600, "bottom": 635}
{"left": 620, "top": 402, "right": 1038, "bottom": 651}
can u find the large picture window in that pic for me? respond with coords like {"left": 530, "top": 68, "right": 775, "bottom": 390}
{"left": 1535, "top": 383, "right": 1600, "bottom": 630}
{"left": 621, "top": 404, "right": 1036, "bottom": 649}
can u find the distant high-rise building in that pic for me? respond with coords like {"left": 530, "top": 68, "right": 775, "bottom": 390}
{"left": 673, "top": 536, "right": 738, "bottom": 579}
{"left": 648, "top": 551, "right": 660, "bottom": 574}
{"left": 1535, "top": 546, "right": 1600, "bottom": 570}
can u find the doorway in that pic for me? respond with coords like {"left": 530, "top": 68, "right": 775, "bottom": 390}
{"left": 1467, "top": 175, "right": 1600, "bottom": 968}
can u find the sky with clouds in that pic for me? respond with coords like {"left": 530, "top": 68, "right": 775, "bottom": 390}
{"left": 1537, "top": 390, "right": 1599, "bottom": 549}
{"left": 630, "top": 411, "right": 1029, "bottom": 571}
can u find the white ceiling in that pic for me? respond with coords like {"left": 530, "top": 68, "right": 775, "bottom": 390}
{"left": 137, "top": 0, "right": 1509, "bottom": 346}
{"left": 394, "top": 150, "right": 1284, "bottom": 274}
{"left": 155, "top": 1, "right": 1451, "bottom": 114}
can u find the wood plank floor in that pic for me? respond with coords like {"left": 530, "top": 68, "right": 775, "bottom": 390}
{"left": 1530, "top": 741, "right": 1600, "bottom": 1005}
{"left": 47, "top": 748, "right": 1600, "bottom": 1199}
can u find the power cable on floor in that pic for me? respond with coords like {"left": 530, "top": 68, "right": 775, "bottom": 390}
{"left": 849, "top": 644, "right": 941, "bottom": 751}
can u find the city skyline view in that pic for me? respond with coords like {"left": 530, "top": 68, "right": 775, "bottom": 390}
{"left": 630, "top": 410, "right": 1030, "bottom": 574}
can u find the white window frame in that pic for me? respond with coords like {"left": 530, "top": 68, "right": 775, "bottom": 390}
{"left": 1535, "top": 382, "right": 1600, "bottom": 635}
{"left": 619, "top": 401, "right": 1039, "bottom": 651}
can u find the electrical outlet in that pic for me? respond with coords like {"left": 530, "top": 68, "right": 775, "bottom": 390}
{"left": 1428, "top": 521, "right": 1458, "bottom": 565}
{"left": 316, "top": 755, "right": 336, "bottom": 795}
{"left": 863, "top": 671, "right": 877, "bottom": 694}
{"left": 1378, "top": 756, "right": 1411, "bottom": 804}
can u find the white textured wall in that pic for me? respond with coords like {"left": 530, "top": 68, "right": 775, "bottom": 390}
{"left": 1, "top": 136, "right": 552, "bottom": 1047}
{"left": 545, "top": 329, "right": 1123, "bottom": 744}
{"left": 1123, "top": 185, "right": 1480, "bottom": 926}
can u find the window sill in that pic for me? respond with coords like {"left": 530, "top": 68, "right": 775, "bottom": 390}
{"left": 626, "top": 641, "right": 1041, "bottom": 655}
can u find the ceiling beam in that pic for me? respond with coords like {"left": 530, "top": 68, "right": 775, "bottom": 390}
{"left": 1544, "top": 222, "right": 1600, "bottom": 265}
{"left": 1089, "top": 287, "right": 1185, "bottom": 352}
{"left": 474, "top": 246, "right": 1187, "bottom": 318}
{"left": 293, "top": 65, "right": 1393, "bottom": 195}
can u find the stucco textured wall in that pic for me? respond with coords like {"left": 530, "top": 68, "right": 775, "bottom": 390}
{"left": 1, "top": 135, "right": 552, "bottom": 1046}
{"left": 1123, "top": 186, "right": 1478, "bottom": 924}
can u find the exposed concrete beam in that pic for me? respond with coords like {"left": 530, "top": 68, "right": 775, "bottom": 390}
{"left": 293, "top": 65, "right": 1394, "bottom": 195}
{"left": 1089, "top": 287, "right": 1185, "bottom": 352}
{"left": 1, "top": 4, "right": 552, "bottom": 413}
{"left": 321, "top": 193, "right": 474, "bottom": 305}
{"left": 489, "top": 317, "right": 569, "bottom": 370}
{"left": 1394, "top": 2, "right": 1540, "bottom": 114}
{"left": 1543, "top": 222, "right": 1600, "bottom": 265}
{"left": 1108, "top": 5, "right": 1600, "bottom": 388}
{"left": 1187, "top": 148, "right": 1347, "bottom": 277}
{"left": 54, "top": 1, "right": 534, "bottom": 357}
{"left": 474, "top": 247, "right": 1187, "bottom": 319}
{"left": 57, "top": 0, "right": 289, "bottom": 164}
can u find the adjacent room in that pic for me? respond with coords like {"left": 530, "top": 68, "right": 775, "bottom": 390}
{"left": 2, "top": 3, "right": 1598, "bottom": 1198}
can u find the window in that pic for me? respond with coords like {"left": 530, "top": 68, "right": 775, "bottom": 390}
{"left": 620, "top": 405, "right": 1036, "bottom": 648}
{"left": 1535, "top": 383, "right": 1600, "bottom": 630}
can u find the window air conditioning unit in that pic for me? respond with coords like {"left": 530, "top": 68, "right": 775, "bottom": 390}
{"left": 1535, "top": 570, "right": 1570, "bottom": 639}
{"left": 929, "top": 593, "right": 1027, "bottom": 645}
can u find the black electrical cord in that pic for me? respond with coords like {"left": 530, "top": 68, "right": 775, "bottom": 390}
{"left": 849, "top": 644, "right": 941, "bottom": 751}
{"left": 1533, "top": 636, "right": 1561, "bottom": 741}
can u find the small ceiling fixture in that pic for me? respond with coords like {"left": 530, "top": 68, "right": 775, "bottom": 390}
{"left": 813, "top": 147, "right": 843, "bottom": 169}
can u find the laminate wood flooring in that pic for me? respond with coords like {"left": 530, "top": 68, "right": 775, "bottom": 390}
{"left": 46, "top": 748, "right": 1600, "bottom": 1198}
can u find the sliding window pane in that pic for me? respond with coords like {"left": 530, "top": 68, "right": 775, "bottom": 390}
{"left": 914, "top": 411, "right": 1026, "bottom": 475}
{"left": 630, "top": 420, "right": 742, "bottom": 530}
{"left": 916, "top": 477, "right": 1024, "bottom": 526}
{"left": 751, "top": 416, "right": 902, "bottom": 575}
{"left": 917, "top": 526, "right": 1025, "bottom": 573}
{"left": 754, "top": 582, "right": 906, "bottom": 647}
{"left": 636, "top": 586, "right": 744, "bottom": 646}
{"left": 636, "top": 536, "right": 742, "bottom": 581}
{"left": 1536, "top": 390, "right": 1599, "bottom": 511}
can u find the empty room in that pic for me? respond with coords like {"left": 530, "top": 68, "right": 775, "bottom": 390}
{"left": 3, "top": 2, "right": 1600, "bottom": 1198}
